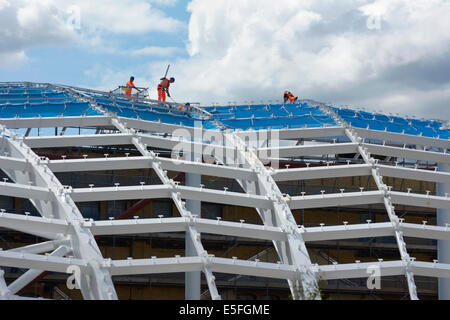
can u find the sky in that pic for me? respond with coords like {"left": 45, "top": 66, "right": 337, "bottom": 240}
{"left": 0, "top": 0, "right": 449, "bottom": 119}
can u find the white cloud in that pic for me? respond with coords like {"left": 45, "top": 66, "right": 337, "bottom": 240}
{"left": 0, "top": 0, "right": 75, "bottom": 67}
{"left": 157, "top": 0, "right": 450, "bottom": 118}
{"left": 131, "top": 46, "right": 185, "bottom": 57}
{"left": 0, "top": 0, "right": 185, "bottom": 67}
{"left": 57, "top": 0, "right": 184, "bottom": 35}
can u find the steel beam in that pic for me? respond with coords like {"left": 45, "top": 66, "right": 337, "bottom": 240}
{"left": 109, "top": 114, "right": 222, "bottom": 300}
{"left": 109, "top": 257, "right": 203, "bottom": 276}
{"left": 0, "top": 156, "right": 28, "bottom": 171}
{"left": 390, "top": 191, "right": 450, "bottom": 209}
{"left": 354, "top": 128, "right": 450, "bottom": 150}
{"left": 377, "top": 164, "right": 450, "bottom": 184}
{"left": 7, "top": 246, "right": 70, "bottom": 295}
{"left": 345, "top": 126, "right": 419, "bottom": 299}
{"left": 70, "top": 185, "right": 272, "bottom": 209}
{"left": 224, "top": 132, "right": 320, "bottom": 300}
{"left": 0, "top": 125, "right": 118, "bottom": 300}
{"left": 364, "top": 143, "right": 450, "bottom": 164}
{"left": 0, "top": 212, "right": 68, "bottom": 239}
{"left": 7, "top": 240, "right": 71, "bottom": 255}
{"left": 288, "top": 191, "right": 384, "bottom": 210}
{"left": 24, "top": 134, "right": 132, "bottom": 148}
{"left": 239, "top": 127, "right": 346, "bottom": 141}
{"left": 0, "top": 116, "right": 112, "bottom": 130}
{"left": 48, "top": 156, "right": 255, "bottom": 181}
{"left": 272, "top": 164, "right": 371, "bottom": 182}
{"left": 258, "top": 142, "right": 358, "bottom": 158}
{"left": 0, "top": 250, "right": 85, "bottom": 274}
{"left": 437, "top": 163, "right": 450, "bottom": 300}
{"left": 0, "top": 182, "right": 51, "bottom": 201}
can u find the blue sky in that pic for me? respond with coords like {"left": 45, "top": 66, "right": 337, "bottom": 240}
{"left": 1, "top": 0, "right": 449, "bottom": 119}
{"left": 0, "top": 0, "right": 192, "bottom": 87}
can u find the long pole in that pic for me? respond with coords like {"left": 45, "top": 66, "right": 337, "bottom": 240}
{"left": 163, "top": 65, "right": 170, "bottom": 79}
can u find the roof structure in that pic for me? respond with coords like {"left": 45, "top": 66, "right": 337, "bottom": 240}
{"left": 0, "top": 82, "right": 450, "bottom": 300}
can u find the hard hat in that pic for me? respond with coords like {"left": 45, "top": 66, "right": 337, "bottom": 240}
{"left": 170, "top": 77, "right": 175, "bottom": 83}
{"left": 130, "top": 76, "right": 135, "bottom": 81}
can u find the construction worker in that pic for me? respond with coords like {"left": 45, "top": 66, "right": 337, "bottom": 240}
{"left": 157, "top": 77, "right": 175, "bottom": 102}
{"left": 283, "top": 91, "right": 298, "bottom": 104}
{"left": 124, "top": 76, "right": 141, "bottom": 98}
{"left": 178, "top": 102, "right": 190, "bottom": 111}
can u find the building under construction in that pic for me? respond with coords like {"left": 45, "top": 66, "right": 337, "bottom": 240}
{"left": 0, "top": 82, "right": 449, "bottom": 300}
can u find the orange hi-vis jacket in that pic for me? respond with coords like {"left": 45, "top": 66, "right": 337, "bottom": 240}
{"left": 284, "top": 91, "right": 296, "bottom": 103}
{"left": 158, "top": 78, "right": 171, "bottom": 91}
{"left": 157, "top": 78, "right": 171, "bottom": 102}
{"left": 284, "top": 91, "right": 294, "bottom": 98}
{"left": 125, "top": 80, "right": 137, "bottom": 96}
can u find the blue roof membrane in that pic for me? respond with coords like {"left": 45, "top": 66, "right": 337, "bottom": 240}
{"left": 1, "top": 84, "right": 448, "bottom": 138}
{"left": 90, "top": 95, "right": 209, "bottom": 128}
{"left": 0, "top": 85, "right": 102, "bottom": 118}
{"left": 209, "top": 103, "right": 337, "bottom": 131}
{"left": 332, "top": 106, "right": 450, "bottom": 139}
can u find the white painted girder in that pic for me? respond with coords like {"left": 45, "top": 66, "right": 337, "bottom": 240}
{"left": 0, "top": 212, "right": 68, "bottom": 239}
{"left": 108, "top": 115, "right": 222, "bottom": 300}
{"left": 7, "top": 245, "right": 70, "bottom": 295}
{"left": 272, "top": 164, "right": 371, "bottom": 182}
{"left": 288, "top": 191, "right": 384, "bottom": 210}
{"left": 108, "top": 257, "right": 450, "bottom": 282}
{"left": 69, "top": 185, "right": 272, "bottom": 209}
{"left": 258, "top": 142, "right": 358, "bottom": 158}
{"left": 4, "top": 251, "right": 450, "bottom": 283}
{"left": 0, "top": 250, "right": 86, "bottom": 274}
{"left": 89, "top": 217, "right": 287, "bottom": 241}
{"left": 391, "top": 192, "right": 450, "bottom": 209}
{"left": 48, "top": 156, "right": 256, "bottom": 181}
{"left": 300, "top": 222, "right": 395, "bottom": 242}
{"left": 22, "top": 131, "right": 234, "bottom": 160}
{"left": 238, "top": 127, "right": 346, "bottom": 141}
{"left": 377, "top": 164, "right": 450, "bottom": 184}
{"left": 109, "top": 257, "right": 203, "bottom": 276}
{"left": 317, "top": 260, "right": 405, "bottom": 280}
{"left": 225, "top": 132, "right": 320, "bottom": 300}
{"left": 0, "top": 116, "right": 112, "bottom": 130}
{"left": 24, "top": 133, "right": 132, "bottom": 148}
{"left": 0, "top": 155, "right": 28, "bottom": 171}
{"left": 7, "top": 240, "right": 71, "bottom": 255}
{"left": 0, "top": 182, "right": 51, "bottom": 201}
{"left": 354, "top": 128, "right": 450, "bottom": 151}
{"left": 364, "top": 143, "right": 450, "bottom": 164}
{"left": 344, "top": 125, "right": 419, "bottom": 300}
{"left": 0, "top": 125, "right": 118, "bottom": 300}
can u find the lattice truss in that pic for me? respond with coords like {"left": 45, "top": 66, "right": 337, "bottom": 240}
{"left": 0, "top": 82, "right": 449, "bottom": 300}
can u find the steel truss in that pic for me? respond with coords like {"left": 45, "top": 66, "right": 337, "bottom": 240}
{"left": 0, "top": 82, "right": 449, "bottom": 300}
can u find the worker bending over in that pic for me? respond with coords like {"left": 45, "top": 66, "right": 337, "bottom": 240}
{"left": 157, "top": 77, "right": 175, "bottom": 102}
{"left": 124, "top": 76, "right": 141, "bottom": 97}
{"left": 283, "top": 91, "right": 298, "bottom": 104}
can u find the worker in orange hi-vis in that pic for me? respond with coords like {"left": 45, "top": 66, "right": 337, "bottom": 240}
{"left": 124, "top": 76, "right": 141, "bottom": 98}
{"left": 157, "top": 77, "right": 175, "bottom": 102}
{"left": 178, "top": 103, "right": 190, "bottom": 111}
{"left": 283, "top": 91, "right": 298, "bottom": 104}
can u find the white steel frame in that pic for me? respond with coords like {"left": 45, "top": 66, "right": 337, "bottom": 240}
{"left": 0, "top": 82, "right": 449, "bottom": 300}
